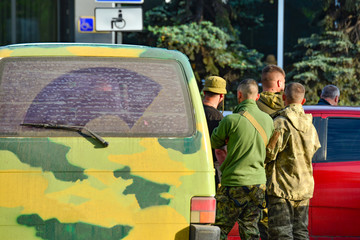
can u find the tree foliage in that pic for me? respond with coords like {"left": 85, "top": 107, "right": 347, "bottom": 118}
{"left": 144, "top": 0, "right": 267, "bottom": 82}
{"left": 287, "top": 1, "right": 360, "bottom": 105}
{"left": 287, "top": 31, "right": 360, "bottom": 105}
{"left": 317, "top": 0, "right": 360, "bottom": 43}
{"left": 134, "top": 0, "right": 269, "bottom": 109}
{"left": 149, "top": 21, "right": 264, "bottom": 83}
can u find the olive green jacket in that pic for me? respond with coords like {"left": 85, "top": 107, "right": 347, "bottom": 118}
{"left": 211, "top": 99, "right": 274, "bottom": 187}
{"left": 257, "top": 92, "right": 285, "bottom": 118}
{"left": 265, "top": 104, "right": 321, "bottom": 200}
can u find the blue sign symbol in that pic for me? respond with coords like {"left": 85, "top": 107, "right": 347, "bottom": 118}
{"left": 79, "top": 18, "right": 94, "bottom": 32}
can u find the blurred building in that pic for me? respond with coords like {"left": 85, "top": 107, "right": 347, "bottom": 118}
{"left": 0, "top": 0, "right": 131, "bottom": 45}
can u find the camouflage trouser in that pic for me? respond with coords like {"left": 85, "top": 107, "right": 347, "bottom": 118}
{"left": 214, "top": 184, "right": 266, "bottom": 240}
{"left": 258, "top": 207, "right": 268, "bottom": 240}
{"left": 268, "top": 196, "right": 310, "bottom": 240}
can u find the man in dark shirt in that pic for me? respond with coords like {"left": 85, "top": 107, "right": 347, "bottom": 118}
{"left": 317, "top": 85, "right": 340, "bottom": 106}
{"left": 202, "top": 76, "right": 227, "bottom": 189}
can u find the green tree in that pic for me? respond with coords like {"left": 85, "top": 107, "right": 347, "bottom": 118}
{"left": 287, "top": 31, "right": 360, "bottom": 105}
{"left": 149, "top": 21, "right": 264, "bottom": 110}
{"left": 129, "top": 0, "right": 268, "bottom": 110}
{"left": 317, "top": 0, "right": 360, "bottom": 43}
{"left": 287, "top": 0, "right": 360, "bottom": 105}
{"left": 150, "top": 22, "right": 263, "bottom": 83}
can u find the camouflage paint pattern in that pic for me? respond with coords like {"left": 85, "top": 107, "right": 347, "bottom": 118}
{"left": 268, "top": 196, "right": 309, "bottom": 240}
{"left": 265, "top": 104, "right": 321, "bottom": 200}
{"left": 214, "top": 184, "right": 266, "bottom": 240}
{"left": 0, "top": 43, "right": 215, "bottom": 239}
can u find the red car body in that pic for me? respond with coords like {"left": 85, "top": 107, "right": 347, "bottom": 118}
{"left": 227, "top": 105, "right": 360, "bottom": 240}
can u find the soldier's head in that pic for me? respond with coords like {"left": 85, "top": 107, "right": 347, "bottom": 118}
{"left": 261, "top": 64, "right": 286, "bottom": 93}
{"left": 283, "top": 82, "right": 306, "bottom": 106}
{"left": 202, "top": 76, "right": 227, "bottom": 109}
{"left": 320, "top": 85, "right": 340, "bottom": 106}
{"left": 237, "top": 78, "right": 259, "bottom": 103}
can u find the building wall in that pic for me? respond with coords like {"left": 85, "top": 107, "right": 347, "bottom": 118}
{"left": 0, "top": 0, "right": 58, "bottom": 45}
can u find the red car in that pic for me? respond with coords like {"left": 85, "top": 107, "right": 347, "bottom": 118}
{"left": 226, "top": 105, "right": 360, "bottom": 240}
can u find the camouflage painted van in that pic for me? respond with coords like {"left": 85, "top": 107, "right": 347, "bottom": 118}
{"left": 0, "top": 43, "right": 219, "bottom": 240}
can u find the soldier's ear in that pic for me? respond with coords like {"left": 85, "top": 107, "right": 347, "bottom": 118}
{"left": 301, "top": 98, "right": 306, "bottom": 105}
{"left": 256, "top": 93, "right": 260, "bottom": 101}
{"left": 237, "top": 91, "right": 242, "bottom": 101}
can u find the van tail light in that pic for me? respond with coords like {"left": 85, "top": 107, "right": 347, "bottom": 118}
{"left": 190, "top": 197, "right": 216, "bottom": 224}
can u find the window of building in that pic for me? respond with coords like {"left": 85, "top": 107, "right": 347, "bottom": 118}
{"left": 0, "top": 0, "right": 58, "bottom": 45}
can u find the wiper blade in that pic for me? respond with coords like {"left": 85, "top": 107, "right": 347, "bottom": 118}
{"left": 21, "top": 123, "right": 109, "bottom": 147}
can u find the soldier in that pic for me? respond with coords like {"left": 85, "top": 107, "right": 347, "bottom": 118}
{"left": 265, "top": 83, "right": 321, "bottom": 239}
{"left": 211, "top": 79, "right": 274, "bottom": 240}
{"left": 317, "top": 85, "right": 340, "bottom": 106}
{"left": 202, "top": 76, "right": 227, "bottom": 189}
{"left": 257, "top": 64, "right": 286, "bottom": 118}
{"left": 257, "top": 64, "right": 286, "bottom": 240}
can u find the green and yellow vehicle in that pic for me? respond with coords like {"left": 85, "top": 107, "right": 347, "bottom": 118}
{"left": 0, "top": 43, "right": 219, "bottom": 240}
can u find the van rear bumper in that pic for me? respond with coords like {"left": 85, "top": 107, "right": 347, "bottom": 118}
{"left": 190, "top": 224, "right": 220, "bottom": 240}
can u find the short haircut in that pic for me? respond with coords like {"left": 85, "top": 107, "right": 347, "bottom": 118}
{"left": 321, "top": 85, "right": 340, "bottom": 99}
{"left": 203, "top": 91, "right": 218, "bottom": 97}
{"left": 237, "top": 78, "right": 258, "bottom": 99}
{"left": 261, "top": 64, "right": 285, "bottom": 84}
{"left": 284, "top": 82, "right": 305, "bottom": 103}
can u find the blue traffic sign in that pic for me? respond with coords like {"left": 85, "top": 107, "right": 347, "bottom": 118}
{"left": 79, "top": 17, "right": 95, "bottom": 32}
{"left": 95, "top": 0, "right": 143, "bottom": 3}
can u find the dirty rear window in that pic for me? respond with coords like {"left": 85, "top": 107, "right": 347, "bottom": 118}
{"left": 0, "top": 57, "right": 194, "bottom": 137}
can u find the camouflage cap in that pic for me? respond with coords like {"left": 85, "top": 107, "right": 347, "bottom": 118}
{"left": 203, "top": 76, "right": 227, "bottom": 94}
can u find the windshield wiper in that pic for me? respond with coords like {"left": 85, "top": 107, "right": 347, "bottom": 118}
{"left": 21, "top": 123, "right": 109, "bottom": 147}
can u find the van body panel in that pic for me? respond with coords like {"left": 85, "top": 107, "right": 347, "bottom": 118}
{"left": 0, "top": 43, "right": 216, "bottom": 240}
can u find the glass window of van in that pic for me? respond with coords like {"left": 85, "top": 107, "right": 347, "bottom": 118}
{"left": 0, "top": 57, "right": 195, "bottom": 137}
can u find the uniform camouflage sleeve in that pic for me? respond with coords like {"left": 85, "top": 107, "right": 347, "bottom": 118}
{"left": 265, "top": 117, "right": 289, "bottom": 164}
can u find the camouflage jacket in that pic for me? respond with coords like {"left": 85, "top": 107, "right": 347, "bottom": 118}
{"left": 265, "top": 104, "right": 321, "bottom": 200}
{"left": 257, "top": 92, "right": 285, "bottom": 118}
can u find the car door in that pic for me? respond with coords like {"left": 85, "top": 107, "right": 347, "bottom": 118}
{"left": 310, "top": 115, "right": 360, "bottom": 238}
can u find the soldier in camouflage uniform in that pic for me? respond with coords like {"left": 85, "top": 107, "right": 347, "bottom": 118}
{"left": 211, "top": 79, "right": 274, "bottom": 240}
{"left": 265, "top": 83, "right": 321, "bottom": 240}
{"left": 257, "top": 64, "right": 286, "bottom": 240}
{"left": 257, "top": 64, "right": 286, "bottom": 118}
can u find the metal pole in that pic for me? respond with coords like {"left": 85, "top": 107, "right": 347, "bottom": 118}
{"left": 112, "top": 3, "right": 116, "bottom": 44}
{"left": 117, "top": 32, "right": 122, "bottom": 44}
{"left": 111, "top": 3, "right": 122, "bottom": 44}
{"left": 277, "top": 0, "right": 284, "bottom": 68}
{"left": 113, "top": 31, "right": 118, "bottom": 44}
{"left": 57, "top": 0, "right": 60, "bottom": 42}
{"left": 11, "top": 0, "right": 16, "bottom": 44}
